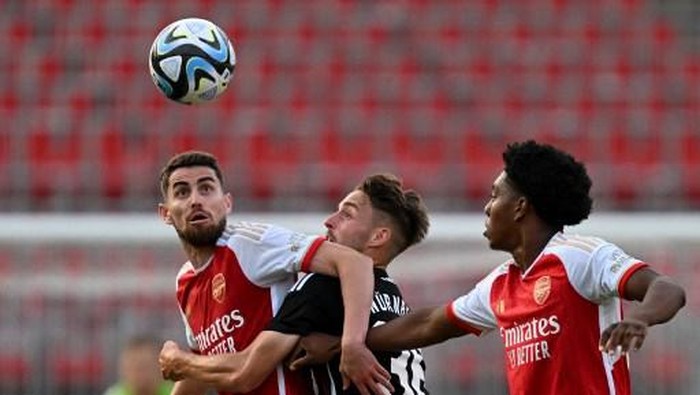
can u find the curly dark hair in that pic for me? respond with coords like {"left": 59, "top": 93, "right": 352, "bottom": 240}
{"left": 159, "top": 151, "right": 224, "bottom": 199}
{"left": 356, "top": 174, "right": 430, "bottom": 254}
{"left": 503, "top": 140, "right": 592, "bottom": 228}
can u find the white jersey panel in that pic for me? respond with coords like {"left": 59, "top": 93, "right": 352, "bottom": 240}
{"left": 450, "top": 263, "right": 508, "bottom": 332}
{"left": 223, "top": 222, "right": 322, "bottom": 287}
{"left": 549, "top": 234, "right": 645, "bottom": 303}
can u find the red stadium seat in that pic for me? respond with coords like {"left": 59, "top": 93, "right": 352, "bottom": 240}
{"left": 1, "top": 0, "right": 698, "bottom": 209}
{"left": 50, "top": 351, "right": 104, "bottom": 386}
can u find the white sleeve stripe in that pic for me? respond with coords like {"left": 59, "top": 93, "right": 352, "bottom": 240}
{"left": 566, "top": 234, "right": 602, "bottom": 248}
{"left": 290, "top": 273, "right": 315, "bottom": 292}
{"left": 234, "top": 228, "right": 266, "bottom": 242}
{"left": 237, "top": 221, "right": 270, "bottom": 233}
{"left": 550, "top": 239, "right": 597, "bottom": 253}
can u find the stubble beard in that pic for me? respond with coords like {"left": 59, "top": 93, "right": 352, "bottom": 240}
{"left": 176, "top": 218, "right": 227, "bottom": 247}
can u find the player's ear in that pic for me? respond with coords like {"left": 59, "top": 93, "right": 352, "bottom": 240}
{"left": 368, "top": 227, "right": 391, "bottom": 248}
{"left": 158, "top": 203, "right": 173, "bottom": 224}
{"left": 224, "top": 192, "right": 233, "bottom": 214}
{"left": 513, "top": 195, "right": 529, "bottom": 222}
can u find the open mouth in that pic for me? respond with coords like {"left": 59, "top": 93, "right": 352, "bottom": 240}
{"left": 188, "top": 212, "right": 209, "bottom": 224}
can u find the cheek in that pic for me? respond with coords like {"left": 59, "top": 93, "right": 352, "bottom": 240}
{"left": 489, "top": 202, "right": 508, "bottom": 223}
{"left": 168, "top": 205, "right": 187, "bottom": 223}
{"left": 208, "top": 197, "right": 229, "bottom": 213}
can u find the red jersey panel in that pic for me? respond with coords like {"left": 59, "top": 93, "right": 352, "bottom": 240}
{"left": 449, "top": 233, "right": 647, "bottom": 395}
{"left": 175, "top": 222, "right": 323, "bottom": 395}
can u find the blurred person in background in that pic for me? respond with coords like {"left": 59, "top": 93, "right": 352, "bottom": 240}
{"left": 103, "top": 334, "right": 173, "bottom": 395}
{"left": 157, "top": 151, "right": 387, "bottom": 395}
{"left": 158, "top": 173, "right": 430, "bottom": 395}
{"left": 348, "top": 140, "right": 685, "bottom": 395}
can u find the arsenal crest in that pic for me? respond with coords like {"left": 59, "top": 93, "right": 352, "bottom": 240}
{"left": 212, "top": 273, "right": 226, "bottom": 303}
{"left": 533, "top": 276, "right": 551, "bottom": 305}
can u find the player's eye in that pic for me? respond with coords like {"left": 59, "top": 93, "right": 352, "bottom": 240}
{"left": 173, "top": 188, "right": 189, "bottom": 198}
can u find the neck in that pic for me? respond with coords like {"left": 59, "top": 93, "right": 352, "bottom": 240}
{"left": 511, "top": 227, "right": 559, "bottom": 271}
{"left": 366, "top": 249, "right": 391, "bottom": 270}
{"left": 182, "top": 242, "right": 216, "bottom": 269}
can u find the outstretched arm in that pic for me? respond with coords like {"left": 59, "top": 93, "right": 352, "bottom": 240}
{"left": 160, "top": 331, "right": 300, "bottom": 393}
{"left": 307, "top": 241, "right": 389, "bottom": 393}
{"left": 600, "top": 268, "right": 686, "bottom": 354}
{"left": 367, "top": 306, "right": 472, "bottom": 351}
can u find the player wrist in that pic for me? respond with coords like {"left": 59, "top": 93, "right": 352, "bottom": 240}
{"left": 340, "top": 337, "right": 366, "bottom": 350}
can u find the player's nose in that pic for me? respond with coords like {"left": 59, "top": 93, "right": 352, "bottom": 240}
{"left": 323, "top": 213, "right": 337, "bottom": 230}
{"left": 189, "top": 190, "right": 205, "bottom": 207}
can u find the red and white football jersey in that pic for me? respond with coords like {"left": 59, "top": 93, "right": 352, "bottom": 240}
{"left": 447, "top": 232, "right": 648, "bottom": 395}
{"left": 175, "top": 221, "right": 323, "bottom": 395}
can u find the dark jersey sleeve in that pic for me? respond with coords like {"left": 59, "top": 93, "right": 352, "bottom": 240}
{"left": 268, "top": 273, "right": 345, "bottom": 337}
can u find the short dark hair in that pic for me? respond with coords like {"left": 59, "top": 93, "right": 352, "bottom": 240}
{"left": 503, "top": 140, "right": 592, "bottom": 228}
{"left": 356, "top": 173, "right": 430, "bottom": 255}
{"left": 159, "top": 151, "right": 224, "bottom": 199}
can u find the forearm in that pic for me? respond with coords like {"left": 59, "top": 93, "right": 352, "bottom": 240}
{"left": 367, "top": 307, "right": 465, "bottom": 351}
{"left": 337, "top": 255, "right": 374, "bottom": 346}
{"left": 627, "top": 276, "right": 686, "bottom": 326}
{"left": 178, "top": 352, "right": 248, "bottom": 390}
{"left": 183, "top": 331, "right": 298, "bottom": 392}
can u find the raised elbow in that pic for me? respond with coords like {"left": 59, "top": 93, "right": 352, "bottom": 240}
{"left": 662, "top": 277, "right": 686, "bottom": 309}
{"left": 673, "top": 284, "right": 686, "bottom": 310}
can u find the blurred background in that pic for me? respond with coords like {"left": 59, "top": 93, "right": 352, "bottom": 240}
{"left": 0, "top": 0, "right": 698, "bottom": 394}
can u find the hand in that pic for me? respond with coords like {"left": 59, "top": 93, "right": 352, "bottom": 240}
{"left": 599, "top": 318, "right": 648, "bottom": 355}
{"left": 288, "top": 332, "right": 341, "bottom": 371}
{"left": 159, "top": 340, "right": 186, "bottom": 381}
{"left": 340, "top": 342, "right": 393, "bottom": 395}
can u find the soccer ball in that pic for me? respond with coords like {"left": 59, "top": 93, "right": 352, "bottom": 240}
{"left": 149, "top": 18, "right": 236, "bottom": 104}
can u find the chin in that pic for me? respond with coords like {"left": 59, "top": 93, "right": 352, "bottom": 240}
{"left": 484, "top": 236, "right": 499, "bottom": 251}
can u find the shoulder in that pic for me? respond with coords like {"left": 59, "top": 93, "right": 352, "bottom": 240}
{"left": 483, "top": 261, "right": 512, "bottom": 284}
{"left": 549, "top": 233, "right": 608, "bottom": 251}
{"left": 219, "top": 221, "right": 274, "bottom": 245}
{"left": 175, "top": 261, "right": 195, "bottom": 281}
{"left": 545, "top": 233, "right": 611, "bottom": 263}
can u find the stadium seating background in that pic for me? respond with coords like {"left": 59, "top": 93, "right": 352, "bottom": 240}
{"left": 1, "top": 0, "right": 699, "bottom": 212}
{"left": 0, "top": 1, "right": 698, "bottom": 394}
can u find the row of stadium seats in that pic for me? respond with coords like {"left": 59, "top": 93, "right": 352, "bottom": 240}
{"left": 1, "top": 0, "right": 698, "bottom": 211}
{"left": 1, "top": 127, "right": 698, "bottom": 210}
